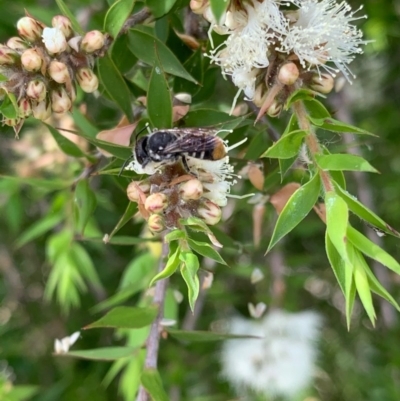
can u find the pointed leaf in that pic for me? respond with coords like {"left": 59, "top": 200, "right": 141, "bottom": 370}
{"left": 108, "top": 202, "right": 138, "bottom": 239}
{"left": 128, "top": 29, "right": 197, "bottom": 83}
{"left": 285, "top": 89, "right": 317, "bottom": 108}
{"left": 149, "top": 243, "right": 181, "bottom": 286}
{"left": 97, "top": 54, "right": 134, "bottom": 121}
{"left": 165, "top": 229, "right": 186, "bottom": 242}
{"left": 146, "top": 0, "right": 177, "bottom": 18}
{"left": 309, "top": 116, "right": 376, "bottom": 136}
{"left": 104, "top": 0, "right": 135, "bottom": 38}
{"left": 334, "top": 182, "right": 400, "bottom": 238}
{"left": 55, "top": 0, "right": 84, "bottom": 34}
{"left": 180, "top": 251, "right": 200, "bottom": 312}
{"left": 65, "top": 347, "right": 136, "bottom": 361}
{"left": 325, "top": 232, "right": 346, "bottom": 295}
{"left": 74, "top": 180, "right": 97, "bottom": 235}
{"left": 187, "top": 238, "right": 227, "bottom": 265}
{"left": 168, "top": 330, "right": 260, "bottom": 342}
{"left": 347, "top": 226, "right": 400, "bottom": 275}
{"left": 267, "top": 173, "right": 321, "bottom": 252}
{"left": 262, "top": 130, "right": 307, "bottom": 159}
{"left": 141, "top": 369, "right": 169, "bottom": 401}
{"left": 0, "top": 92, "right": 18, "bottom": 119}
{"left": 316, "top": 154, "right": 378, "bottom": 173}
{"left": 84, "top": 306, "right": 158, "bottom": 329}
{"left": 148, "top": 60, "right": 172, "bottom": 129}
{"left": 325, "top": 191, "right": 349, "bottom": 262}
{"left": 209, "top": 0, "right": 229, "bottom": 23}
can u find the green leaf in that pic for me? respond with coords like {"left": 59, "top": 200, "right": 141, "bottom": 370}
{"left": 303, "top": 98, "right": 331, "bottom": 119}
{"left": 168, "top": 330, "right": 260, "bottom": 342}
{"left": 104, "top": 0, "right": 135, "bottom": 38}
{"left": 351, "top": 247, "right": 376, "bottom": 324}
{"left": 97, "top": 54, "right": 134, "bottom": 121}
{"left": 285, "top": 89, "right": 317, "bottom": 108}
{"left": 245, "top": 131, "right": 269, "bottom": 160}
{"left": 333, "top": 183, "right": 400, "bottom": 238}
{"left": 84, "top": 306, "right": 158, "bottom": 329}
{"left": 183, "top": 109, "right": 244, "bottom": 129}
{"left": 309, "top": 116, "right": 377, "bottom": 136}
{"left": 279, "top": 157, "right": 297, "bottom": 181}
{"left": 74, "top": 180, "right": 97, "bottom": 235}
{"left": 5, "top": 385, "right": 39, "bottom": 401}
{"left": 0, "top": 92, "right": 18, "bottom": 119}
{"left": 71, "top": 108, "right": 98, "bottom": 138}
{"left": 187, "top": 238, "right": 227, "bottom": 265}
{"left": 347, "top": 226, "right": 400, "bottom": 275}
{"left": 209, "top": 0, "right": 229, "bottom": 23}
{"left": 149, "top": 243, "right": 181, "bottom": 286}
{"left": 146, "top": 0, "right": 177, "bottom": 18}
{"left": 165, "top": 229, "right": 186, "bottom": 242}
{"left": 108, "top": 202, "right": 138, "bottom": 240}
{"left": 64, "top": 347, "right": 136, "bottom": 361}
{"left": 180, "top": 251, "right": 200, "bottom": 312}
{"left": 262, "top": 130, "right": 307, "bottom": 159}
{"left": 325, "top": 232, "right": 346, "bottom": 295}
{"left": 147, "top": 61, "right": 173, "bottom": 129}
{"left": 128, "top": 29, "right": 197, "bottom": 83}
{"left": 316, "top": 154, "right": 378, "bottom": 173}
{"left": 141, "top": 369, "right": 169, "bottom": 401}
{"left": 325, "top": 191, "right": 349, "bottom": 262}
{"left": 266, "top": 173, "right": 321, "bottom": 252}
{"left": 180, "top": 216, "right": 211, "bottom": 233}
{"left": 55, "top": 0, "right": 84, "bottom": 35}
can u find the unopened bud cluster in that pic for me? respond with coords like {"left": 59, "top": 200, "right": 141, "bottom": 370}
{"left": 0, "top": 13, "right": 110, "bottom": 130}
{"left": 127, "top": 163, "right": 223, "bottom": 233}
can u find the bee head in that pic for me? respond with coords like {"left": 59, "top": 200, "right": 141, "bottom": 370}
{"left": 135, "top": 136, "right": 150, "bottom": 166}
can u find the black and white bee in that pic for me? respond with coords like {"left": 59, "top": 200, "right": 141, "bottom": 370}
{"left": 127, "top": 127, "right": 229, "bottom": 175}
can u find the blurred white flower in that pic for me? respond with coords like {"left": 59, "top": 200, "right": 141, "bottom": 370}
{"left": 42, "top": 27, "right": 68, "bottom": 53}
{"left": 279, "top": 0, "right": 367, "bottom": 81}
{"left": 54, "top": 331, "right": 80, "bottom": 354}
{"left": 220, "top": 310, "right": 322, "bottom": 398}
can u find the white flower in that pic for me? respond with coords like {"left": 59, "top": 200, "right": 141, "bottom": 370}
{"left": 42, "top": 27, "right": 68, "bottom": 53}
{"left": 279, "top": 0, "right": 368, "bottom": 81}
{"left": 220, "top": 310, "right": 322, "bottom": 398}
{"left": 54, "top": 331, "right": 80, "bottom": 354}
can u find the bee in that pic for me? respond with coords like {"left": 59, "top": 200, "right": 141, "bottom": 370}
{"left": 132, "top": 128, "right": 228, "bottom": 174}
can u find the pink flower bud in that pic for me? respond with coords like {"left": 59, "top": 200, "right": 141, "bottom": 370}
{"left": 197, "top": 200, "right": 221, "bottom": 225}
{"left": 26, "top": 79, "right": 47, "bottom": 102}
{"left": 0, "top": 45, "right": 18, "bottom": 65}
{"left": 48, "top": 60, "right": 70, "bottom": 83}
{"left": 148, "top": 214, "right": 165, "bottom": 233}
{"left": 21, "top": 48, "right": 43, "bottom": 72}
{"left": 190, "top": 0, "right": 208, "bottom": 14}
{"left": 179, "top": 179, "right": 203, "bottom": 201}
{"left": 310, "top": 73, "right": 334, "bottom": 94}
{"left": 18, "top": 98, "right": 32, "bottom": 118}
{"left": 277, "top": 62, "right": 299, "bottom": 86}
{"left": 80, "top": 30, "right": 105, "bottom": 53}
{"left": 127, "top": 180, "right": 150, "bottom": 203}
{"left": 51, "top": 15, "right": 73, "bottom": 39}
{"left": 7, "top": 37, "right": 28, "bottom": 51}
{"left": 76, "top": 68, "right": 99, "bottom": 93}
{"left": 31, "top": 99, "right": 52, "bottom": 120}
{"left": 17, "top": 17, "right": 43, "bottom": 42}
{"left": 51, "top": 87, "right": 72, "bottom": 113}
{"left": 145, "top": 193, "right": 168, "bottom": 214}
{"left": 42, "top": 27, "right": 68, "bottom": 53}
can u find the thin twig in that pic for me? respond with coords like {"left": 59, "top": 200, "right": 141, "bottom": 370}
{"left": 136, "top": 236, "right": 169, "bottom": 401}
{"left": 120, "top": 8, "right": 152, "bottom": 36}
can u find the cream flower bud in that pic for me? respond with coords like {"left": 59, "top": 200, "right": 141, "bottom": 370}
{"left": 310, "top": 73, "right": 335, "bottom": 94}
{"left": 80, "top": 30, "right": 105, "bottom": 53}
{"left": 48, "top": 60, "right": 70, "bottom": 83}
{"left": 17, "top": 17, "right": 43, "bottom": 42}
{"left": 0, "top": 45, "right": 18, "bottom": 65}
{"left": 76, "top": 68, "right": 99, "bottom": 93}
{"left": 179, "top": 179, "right": 203, "bottom": 201}
{"left": 145, "top": 193, "right": 168, "bottom": 214}
{"left": 252, "top": 84, "right": 266, "bottom": 108}
{"left": 267, "top": 100, "right": 282, "bottom": 118}
{"left": 190, "top": 0, "right": 208, "bottom": 14}
{"left": 148, "top": 214, "right": 165, "bottom": 233}
{"left": 7, "top": 37, "right": 28, "bottom": 51}
{"left": 197, "top": 200, "right": 221, "bottom": 225}
{"left": 3, "top": 117, "right": 21, "bottom": 127}
{"left": 174, "top": 93, "right": 192, "bottom": 104}
{"left": 32, "top": 99, "right": 51, "bottom": 120}
{"left": 51, "top": 87, "right": 72, "bottom": 113}
{"left": 51, "top": 15, "right": 73, "bottom": 39}
{"left": 127, "top": 181, "right": 150, "bottom": 203}
{"left": 277, "top": 62, "right": 299, "bottom": 86}
{"left": 42, "top": 27, "right": 68, "bottom": 53}
{"left": 18, "top": 98, "right": 32, "bottom": 118}
{"left": 26, "top": 79, "right": 47, "bottom": 102}
{"left": 21, "top": 48, "right": 42, "bottom": 72}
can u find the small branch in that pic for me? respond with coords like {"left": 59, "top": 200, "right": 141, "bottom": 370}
{"left": 120, "top": 8, "right": 152, "bottom": 36}
{"left": 136, "top": 236, "right": 169, "bottom": 401}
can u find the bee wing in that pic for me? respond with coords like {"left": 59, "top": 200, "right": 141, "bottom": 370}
{"left": 161, "top": 132, "right": 221, "bottom": 154}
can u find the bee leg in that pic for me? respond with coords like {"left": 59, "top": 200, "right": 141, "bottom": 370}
{"left": 182, "top": 156, "right": 197, "bottom": 177}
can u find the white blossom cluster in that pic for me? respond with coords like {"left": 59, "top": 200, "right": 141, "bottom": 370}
{"left": 196, "top": 0, "right": 367, "bottom": 110}
{"left": 220, "top": 309, "right": 322, "bottom": 398}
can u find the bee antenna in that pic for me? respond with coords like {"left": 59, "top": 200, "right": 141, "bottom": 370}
{"left": 118, "top": 155, "right": 134, "bottom": 177}
{"left": 135, "top": 123, "right": 150, "bottom": 142}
